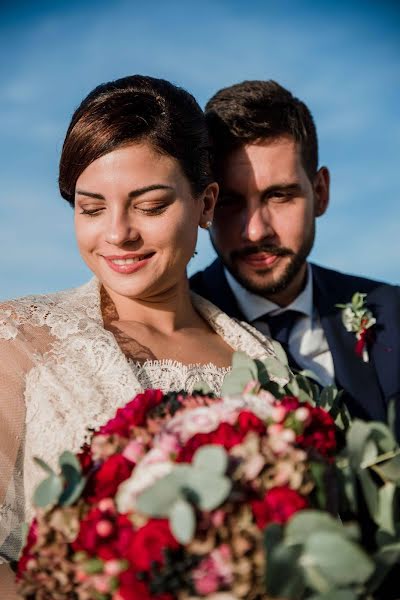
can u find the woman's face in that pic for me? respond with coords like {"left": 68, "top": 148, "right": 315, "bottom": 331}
{"left": 74, "top": 142, "right": 216, "bottom": 301}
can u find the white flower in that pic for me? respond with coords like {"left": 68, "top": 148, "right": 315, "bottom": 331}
{"left": 116, "top": 460, "right": 173, "bottom": 513}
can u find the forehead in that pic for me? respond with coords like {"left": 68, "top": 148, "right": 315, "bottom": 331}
{"left": 76, "top": 142, "right": 184, "bottom": 188}
{"left": 219, "top": 136, "right": 307, "bottom": 191}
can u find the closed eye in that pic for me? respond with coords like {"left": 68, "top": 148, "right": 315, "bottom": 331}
{"left": 80, "top": 208, "right": 105, "bottom": 216}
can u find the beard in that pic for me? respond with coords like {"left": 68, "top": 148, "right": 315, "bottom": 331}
{"left": 212, "top": 223, "right": 315, "bottom": 298}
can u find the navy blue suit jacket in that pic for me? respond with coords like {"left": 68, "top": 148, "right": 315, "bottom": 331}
{"left": 190, "top": 259, "right": 400, "bottom": 435}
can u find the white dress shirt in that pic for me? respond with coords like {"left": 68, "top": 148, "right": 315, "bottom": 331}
{"left": 225, "top": 264, "right": 335, "bottom": 386}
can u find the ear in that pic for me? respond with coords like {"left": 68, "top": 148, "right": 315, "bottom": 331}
{"left": 313, "top": 166, "right": 330, "bottom": 217}
{"left": 199, "top": 182, "right": 219, "bottom": 227}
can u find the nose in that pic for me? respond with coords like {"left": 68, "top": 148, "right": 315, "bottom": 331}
{"left": 105, "top": 210, "right": 140, "bottom": 245}
{"left": 242, "top": 204, "right": 274, "bottom": 243}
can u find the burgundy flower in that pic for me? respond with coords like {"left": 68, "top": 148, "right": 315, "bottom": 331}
{"left": 84, "top": 454, "right": 134, "bottom": 503}
{"left": 251, "top": 486, "right": 308, "bottom": 529}
{"left": 127, "top": 519, "right": 179, "bottom": 572}
{"left": 16, "top": 518, "right": 38, "bottom": 579}
{"left": 99, "top": 389, "right": 164, "bottom": 437}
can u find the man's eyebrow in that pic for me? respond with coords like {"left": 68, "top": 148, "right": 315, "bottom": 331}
{"left": 75, "top": 184, "right": 174, "bottom": 200}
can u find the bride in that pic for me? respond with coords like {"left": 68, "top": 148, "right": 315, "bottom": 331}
{"left": 0, "top": 75, "right": 285, "bottom": 595}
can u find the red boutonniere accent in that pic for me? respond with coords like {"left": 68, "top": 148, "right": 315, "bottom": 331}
{"left": 336, "top": 293, "right": 376, "bottom": 362}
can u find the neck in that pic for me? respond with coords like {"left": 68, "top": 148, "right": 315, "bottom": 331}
{"left": 103, "top": 277, "right": 199, "bottom": 334}
{"left": 265, "top": 263, "right": 308, "bottom": 307}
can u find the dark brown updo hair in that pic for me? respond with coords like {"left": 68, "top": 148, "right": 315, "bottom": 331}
{"left": 59, "top": 75, "right": 213, "bottom": 205}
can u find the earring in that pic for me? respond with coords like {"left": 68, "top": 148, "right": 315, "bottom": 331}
{"left": 201, "top": 220, "right": 213, "bottom": 229}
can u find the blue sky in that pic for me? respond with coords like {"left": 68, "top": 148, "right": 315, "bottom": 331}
{"left": 0, "top": 0, "right": 399, "bottom": 298}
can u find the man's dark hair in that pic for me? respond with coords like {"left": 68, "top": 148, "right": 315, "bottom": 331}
{"left": 59, "top": 75, "right": 213, "bottom": 205}
{"left": 205, "top": 80, "right": 318, "bottom": 180}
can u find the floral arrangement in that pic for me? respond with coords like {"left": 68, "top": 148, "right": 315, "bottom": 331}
{"left": 16, "top": 352, "right": 400, "bottom": 599}
{"left": 336, "top": 292, "right": 376, "bottom": 362}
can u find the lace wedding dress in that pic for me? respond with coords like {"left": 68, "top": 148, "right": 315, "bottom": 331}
{"left": 0, "top": 278, "right": 286, "bottom": 565}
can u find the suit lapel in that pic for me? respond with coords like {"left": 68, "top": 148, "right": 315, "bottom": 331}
{"left": 312, "top": 266, "right": 386, "bottom": 422}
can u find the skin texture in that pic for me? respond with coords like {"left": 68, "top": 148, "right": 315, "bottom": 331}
{"left": 74, "top": 142, "right": 233, "bottom": 366}
{"left": 210, "top": 136, "right": 330, "bottom": 307}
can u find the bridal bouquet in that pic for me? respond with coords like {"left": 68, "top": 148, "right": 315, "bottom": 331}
{"left": 17, "top": 353, "right": 400, "bottom": 599}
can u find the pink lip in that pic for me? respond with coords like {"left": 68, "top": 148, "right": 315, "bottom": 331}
{"left": 240, "top": 253, "right": 279, "bottom": 268}
{"left": 102, "top": 253, "right": 155, "bottom": 274}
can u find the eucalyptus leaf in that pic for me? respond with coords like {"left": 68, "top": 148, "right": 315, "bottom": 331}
{"left": 192, "top": 380, "right": 213, "bottom": 394}
{"left": 33, "top": 474, "right": 63, "bottom": 508}
{"left": 263, "top": 357, "right": 291, "bottom": 381}
{"left": 308, "top": 590, "right": 357, "bottom": 600}
{"left": 33, "top": 457, "right": 55, "bottom": 476}
{"left": 186, "top": 470, "right": 231, "bottom": 511}
{"left": 192, "top": 444, "right": 228, "bottom": 475}
{"left": 285, "top": 511, "right": 346, "bottom": 546}
{"left": 169, "top": 498, "right": 195, "bottom": 544}
{"left": 358, "top": 469, "right": 380, "bottom": 522}
{"left": 221, "top": 367, "right": 256, "bottom": 395}
{"left": 375, "top": 482, "right": 397, "bottom": 535}
{"left": 59, "top": 473, "right": 87, "bottom": 507}
{"left": 371, "top": 452, "right": 400, "bottom": 483}
{"left": 59, "top": 450, "right": 82, "bottom": 474}
{"left": 136, "top": 466, "right": 190, "bottom": 516}
{"left": 231, "top": 351, "right": 259, "bottom": 377}
{"left": 265, "top": 542, "right": 305, "bottom": 599}
{"left": 270, "top": 339, "right": 289, "bottom": 366}
{"left": 301, "top": 531, "right": 374, "bottom": 588}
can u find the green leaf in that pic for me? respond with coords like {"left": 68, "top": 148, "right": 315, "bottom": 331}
{"left": 265, "top": 542, "right": 305, "bottom": 599}
{"left": 192, "top": 380, "right": 213, "bottom": 394}
{"left": 192, "top": 444, "right": 228, "bottom": 475}
{"left": 231, "top": 351, "right": 259, "bottom": 377}
{"left": 371, "top": 452, "right": 400, "bottom": 483}
{"left": 186, "top": 471, "right": 231, "bottom": 511}
{"left": 262, "top": 357, "right": 291, "bottom": 381}
{"left": 301, "top": 531, "right": 375, "bottom": 589}
{"left": 169, "top": 498, "right": 195, "bottom": 544}
{"left": 33, "top": 457, "right": 55, "bottom": 476}
{"left": 270, "top": 340, "right": 289, "bottom": 366}
{"left": 84, "top": 558, "right": 104, "bottom": 574}
{"left": 136, "top": 466, "right": 190, "bottom": 516}
{"left": 308, "top": 591, "right": 357, "bottom": 600}
{"left": 285, "top": 511, "right": 346, "bottom": 546}
{"left": 59, "top": 450, "right": 82, "bottom": 474}
{"left": 221, "top": 367, "right": 255, "bottom": 395}
{"left": 375, "top": 483, "right": 397, "bottom": 535}
{"left": 33, "top": 473, "right": 63, "bottom": 508}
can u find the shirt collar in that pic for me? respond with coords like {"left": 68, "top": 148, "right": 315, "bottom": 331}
{"left": 225, "top": 263, "right": 314, "bottom": 321}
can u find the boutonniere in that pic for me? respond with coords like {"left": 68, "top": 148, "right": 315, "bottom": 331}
{"left": 336, "top": 292, "right": 376, "bottom": 362}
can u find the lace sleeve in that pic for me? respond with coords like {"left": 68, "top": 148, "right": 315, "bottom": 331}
{"left": 0, "top": 314, "right": 31, "bottom": 569}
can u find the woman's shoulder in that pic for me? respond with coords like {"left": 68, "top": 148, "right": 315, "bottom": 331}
{"left": 0, "top": 278, "right": 101, "bottom": 341}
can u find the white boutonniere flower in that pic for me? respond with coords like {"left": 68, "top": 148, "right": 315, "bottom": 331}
{"left": 336, "top": 292, "right": 376, "bottom": 363}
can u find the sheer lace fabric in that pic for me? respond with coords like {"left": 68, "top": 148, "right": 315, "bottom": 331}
{"left": 0, "top": 278, "right": 283, "bottom": 564}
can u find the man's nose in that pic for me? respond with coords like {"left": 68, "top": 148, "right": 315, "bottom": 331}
{"left": 241, "top": 206, "right": 274, "bottom": 243}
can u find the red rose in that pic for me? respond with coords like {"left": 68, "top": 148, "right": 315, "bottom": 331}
{"left": 297, "top": 406, "right": 336, "bottom": 458}
{"left": 237, "top": 410, "right": 266, "bottom": 435}
{"left": 279, "top": 396, "right": 302, "bottom": 413}
{"left": 128, "top": 519, "right": 179, "bottom": 572}
{"left": 99, "top": 389, "right": 164, "bottom": 437}
{"left": 16, "top": 518, "right": 38, "bottom": 579}
{"left": 72, "top": 507, "right": 135, "bottom": 561}
{"left": 177, "top": 422, "right": 243, "bottom": 462}
{"left": 84, "top": 454, "right": 134, "bottom": 503}
{"left": 251, "top": 486, "right": 308, "bottom": 529}
{"left": 117, "top": 568, "right": 173, "bottom": 600}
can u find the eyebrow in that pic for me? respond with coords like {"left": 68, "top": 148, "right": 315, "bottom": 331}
{"left": 75, "top": 184, "right": 174, "bottom": 200}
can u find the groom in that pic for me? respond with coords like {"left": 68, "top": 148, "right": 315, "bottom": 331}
{"left": 191, "top": 79, "right": 400, "bottom": 434}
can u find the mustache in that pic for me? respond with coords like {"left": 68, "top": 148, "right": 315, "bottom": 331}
{"left": 231, "top": 244, "right": 294, "bottom": 260}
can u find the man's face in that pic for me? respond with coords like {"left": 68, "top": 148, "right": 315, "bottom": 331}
{"left": 210, "top": 136, "right": 329, "bottom": 305}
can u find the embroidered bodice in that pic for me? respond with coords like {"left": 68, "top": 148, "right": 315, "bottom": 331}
{"left": 0, "top": 278, "right": 285, "bottom": 563}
